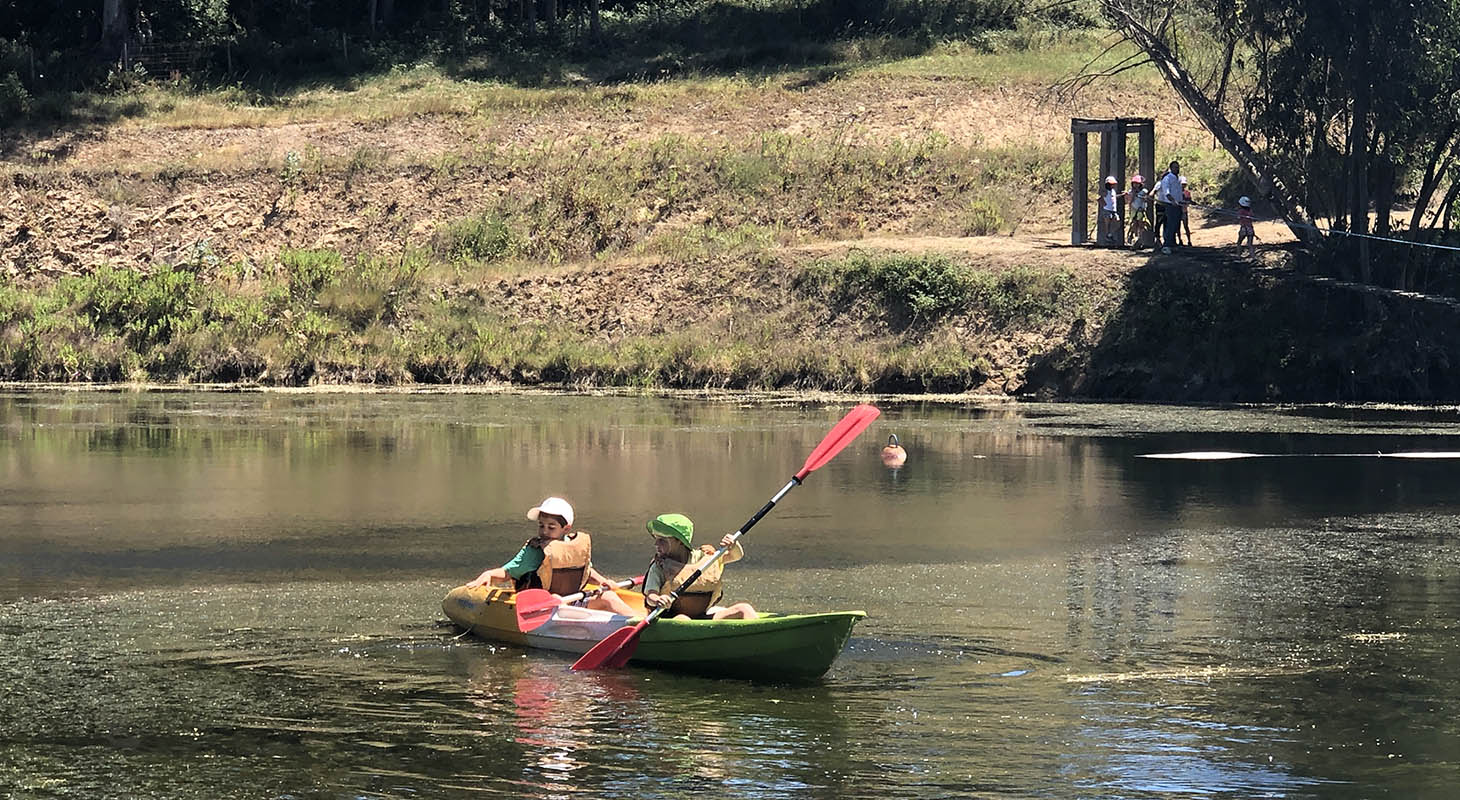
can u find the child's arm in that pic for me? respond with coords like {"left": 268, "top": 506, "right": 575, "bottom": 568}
{"left": 717, "top": 534, "right": 745, "bottom": 564}
{"left": 586, "top": 565, "right": 619, "bottom": 589}
{"left": 466, "top": 544, "right": 540, "bottom": 587}
{"left": 643, "top": 561, "right": 668, "bottom": 607}
{"left": 465, "top": 567, "right": 507, "bottom": 588}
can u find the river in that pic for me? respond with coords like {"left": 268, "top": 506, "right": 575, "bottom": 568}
{"left": 3, "top": 390, "right": 1458, "bottom": 798}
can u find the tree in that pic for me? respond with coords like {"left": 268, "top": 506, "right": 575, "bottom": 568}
{"left": 103, "top": 0, "right": 129, "bottom": 50}
{"left": 1096, "top": 0, "right": 1460, "bottom": 282}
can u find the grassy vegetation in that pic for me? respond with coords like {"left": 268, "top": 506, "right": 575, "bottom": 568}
{"left": 0, "top": 4, "right": 1218, "bottom": 394}
{"left": 800, "top": 252, "right": 1078, "bottom": 329}
{"left": 0, "top": 244, "right": 1100, "bottom": 391}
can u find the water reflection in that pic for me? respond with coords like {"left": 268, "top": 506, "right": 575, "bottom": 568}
{"left": 5, "top": 392, "right": 1460, "bottom": 798}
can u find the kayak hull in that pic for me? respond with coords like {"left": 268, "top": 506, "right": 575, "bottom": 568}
{"left": 442, "top": 584, "right": 864, "bottom": 681}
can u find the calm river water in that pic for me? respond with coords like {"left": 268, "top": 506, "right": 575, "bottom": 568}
{"left": 3, "top": 390, "right": 1459, "bottom": 799}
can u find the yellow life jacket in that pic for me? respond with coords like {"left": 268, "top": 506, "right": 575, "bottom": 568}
{"left": 654, "top": 545, "right": 725, "bottom": 618}
{"left": 514, "top": 531, "right": 592, "bottom": 595}
{"left": 538, "top": 531, "right": 592, "bottom": 596}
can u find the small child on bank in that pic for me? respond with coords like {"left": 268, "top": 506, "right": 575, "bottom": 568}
{"left": 1180, "top": 176, "right": 1194, "bottom": 246}
{"left": 1097, "top": 175, "right": 1121, "bottom": 245}
{"left": 1236, "top": 196, "right": 1256, "bottom": 258}
{"left": 642, "top": 513, "right": 757, "bottom": 620}
{"left": 1123, "top": 174, "right": 1150, "bottom": 248}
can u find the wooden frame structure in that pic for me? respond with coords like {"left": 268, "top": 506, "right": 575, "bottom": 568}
{"left": 1071, "top": 117, "right": 1155, "bottom": 246}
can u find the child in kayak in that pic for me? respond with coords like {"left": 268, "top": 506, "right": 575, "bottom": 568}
{"left": 466, "top": 496, "right": 634, "bottom": 615}
{"left": 642, "top": 513, "right": 757, "bottom": 620}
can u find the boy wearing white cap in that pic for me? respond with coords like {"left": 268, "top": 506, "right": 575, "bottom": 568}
{"left": 467, "top": 496, "right": 634, "bottom": 615}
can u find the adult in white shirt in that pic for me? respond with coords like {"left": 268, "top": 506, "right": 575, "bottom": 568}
{"left": 1156, "top": 161, "right": 1183, "bottom": 253}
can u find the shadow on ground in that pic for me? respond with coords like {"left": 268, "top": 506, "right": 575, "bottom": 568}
{"left": 1025, "top": 244, "right": 1460, "bottom": 403}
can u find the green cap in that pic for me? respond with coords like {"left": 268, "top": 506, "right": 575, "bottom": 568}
{"left": 646, "top": 513, "right": 694, "bottom": 549}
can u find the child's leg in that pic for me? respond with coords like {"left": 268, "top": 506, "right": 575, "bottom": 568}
{"left": 710, "top": 602, "right": 758, "bottom": 620}
{"left": 586, "top": 590, "right": 636, "bottom": 616}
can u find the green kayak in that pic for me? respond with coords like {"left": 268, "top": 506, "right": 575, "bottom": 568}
{"left": 442, "top": 584, "right": 865, "bottom": 681}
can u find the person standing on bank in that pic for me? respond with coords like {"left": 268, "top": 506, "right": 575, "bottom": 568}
{"left": 1156, "top": 161, "right": 1183, "bottom": 254}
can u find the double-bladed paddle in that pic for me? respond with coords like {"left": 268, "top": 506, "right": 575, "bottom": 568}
{"left": 571, "top": 403, "right": 881, "bottom": 671}
{"left": 515, "top": 576, "right": 645, "bottom": 632}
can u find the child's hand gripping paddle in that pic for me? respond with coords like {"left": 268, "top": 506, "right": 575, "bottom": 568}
{"left": 571, "top": 404, "right": 881, "bottom": 671}
{"left": 515, "top": 576, "right": 645, "bottom": 633}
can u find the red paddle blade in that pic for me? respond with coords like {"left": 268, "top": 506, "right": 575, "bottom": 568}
{"left": 796, "top": 404, "right": 881, "bottom": 480}
{"left": 514, "top": 589, "right": 561, "bottom": 632}
{"left": 571, "top": 621, "right": 646, "bottom": 670}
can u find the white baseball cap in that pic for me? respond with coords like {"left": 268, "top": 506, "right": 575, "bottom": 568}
{"left": 527, "top": 496, "right": 574, "bottom": 527}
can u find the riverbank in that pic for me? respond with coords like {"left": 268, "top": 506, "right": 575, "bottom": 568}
{"left": 7, "top": 33, "right": 1457, "bottom": 402}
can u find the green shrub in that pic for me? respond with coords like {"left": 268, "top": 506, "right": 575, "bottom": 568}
{"left": 800, "top": 254, "right": 1078, "bottom": 327}
{"left": 971, "top": 267, "right": 1075, "bottom": 324}
{"left": 0, "top": 71, "right": 30, "bottom": 117}
{"left": 802, "top": 253, "right": 977, "bottom": 322}
{"left": 61, "top": 264, "right": 200, "bottom": 351}
{"left": 433, "top": 214, "right": 517, "bottom": 262}
{"left": 279, "top": 249, "right": 343, "bottom": 297}
{"left": 962, "top": 198, "right": 1004, "bottom": 236}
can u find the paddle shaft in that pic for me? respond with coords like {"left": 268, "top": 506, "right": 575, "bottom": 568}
{"left": 646, "top": 476, "right": 800, "bottom": 622}
{"left": 557, "top": 576, "right": 642, "bottom": 607}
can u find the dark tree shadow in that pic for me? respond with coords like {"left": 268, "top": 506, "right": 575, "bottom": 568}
{"left": 1023, "top": 242, "right": 1460, "bottom": 403}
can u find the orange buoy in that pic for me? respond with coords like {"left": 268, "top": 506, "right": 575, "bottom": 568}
{"left": 881, "top": 434, "right": 907, "bottom": 467}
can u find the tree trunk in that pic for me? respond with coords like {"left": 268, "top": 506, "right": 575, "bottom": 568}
{"left": 543, "top": 0, "right": 557, "bottom": 32}
{"left": 1410, "top": 126, "right": 1456, "bottom": 232}
{"left": 102, "top": 0, "right": 128, "bottom": 52}
{"left": 1097, "top": 1, "right": 1319, "bottom": 245}
{"left": 590, "top": 0, "right": 601, "bottom": 40}
{"left": 368, "top": 0, "right": 378, "bottom": 34}
{"left": 1373, "top": 154, "right": 1394, "bottom": 238}
{"left": 381, "top": 0, "right": 395, "bottom": 28}
{"left": 1346, "top": 28, "right": 1372, "bottom": 284}
{"left": 1347, "top": 80, "right": 1369, "bottom": 234}
{"left": 1439, "top": 180, "right": 1460, "bottom": 231}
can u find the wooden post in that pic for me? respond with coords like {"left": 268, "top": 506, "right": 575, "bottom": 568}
{"left": 1137, "top": 124, "right": 1155, "bottom": 192}
{"left": 1113, "top": 118, "right": 1128, "bottom": 245}
{"left": 1097, "top": 130, "right": 1114, "bottom": 244}
{"left": 1137, "top": 121, "right": 1155, "bottom": 244}
{"left": 1072, "top": 131, "right": 1088, "bottom": 245}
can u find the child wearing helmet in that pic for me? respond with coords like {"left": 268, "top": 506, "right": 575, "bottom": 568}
{"left": 466, "top": 496, "right": 636, "bottom": 615}
{"left": 1236, "top": 196, "right": 1256, "bottom": 258}
{"left": 642, "top": 513, "right": 757, "bottom": 620}
{"left": 1123, "top": 175, "right": 1151, "bottom": 248}
{"left": 1097, "top": 175, "right": 1121, "bottom": 245}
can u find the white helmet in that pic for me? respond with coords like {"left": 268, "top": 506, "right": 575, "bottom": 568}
{"left": 1105, "top": 175, "right": 1117, "bottom": 185}
{"left": 1238, "top": 196, "right": 1252, "bottom": 208}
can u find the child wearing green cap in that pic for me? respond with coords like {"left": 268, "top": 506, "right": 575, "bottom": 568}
{"left": 642, "top": 513, "right": 757, "bottom": 620}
